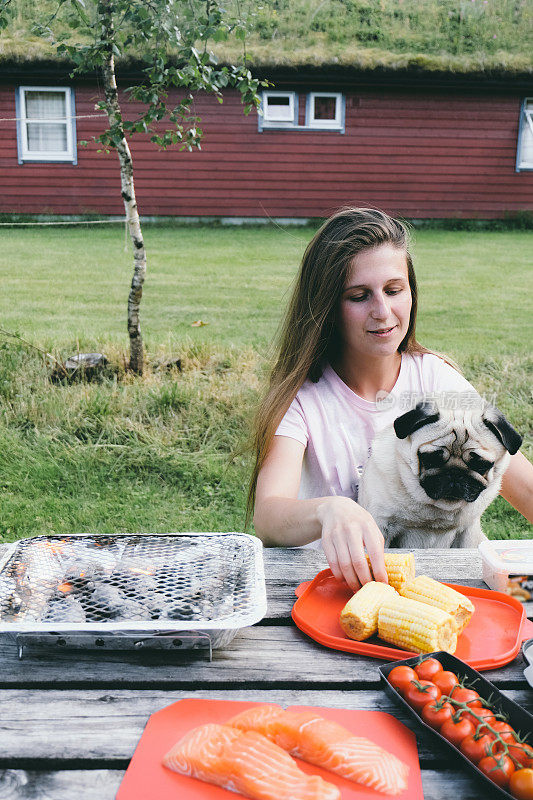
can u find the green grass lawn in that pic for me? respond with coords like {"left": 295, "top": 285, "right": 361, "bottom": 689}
{"left": 0, "top": 225, "right": 304, "bottom": 351}
{"left": 0, "top": 224, "right": 531, "bottom": 543}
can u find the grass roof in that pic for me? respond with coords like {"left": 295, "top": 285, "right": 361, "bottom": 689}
{"left": 2, "top": 0, "right": 533, "bottom": 76}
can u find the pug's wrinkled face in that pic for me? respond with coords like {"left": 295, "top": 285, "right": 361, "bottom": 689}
{"left": 393, "top": 401, "right": 522, "bottom": 505}
{"left": 417, "top": 432, "right": 496, "bottom": 503}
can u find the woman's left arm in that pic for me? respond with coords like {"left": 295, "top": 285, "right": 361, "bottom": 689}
{"left": 499, "top": 451, "right": 533, "bottom": 524}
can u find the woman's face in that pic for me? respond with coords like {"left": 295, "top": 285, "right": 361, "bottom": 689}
{"left": 337, "top": 243, "right": 412, "bottom": 360}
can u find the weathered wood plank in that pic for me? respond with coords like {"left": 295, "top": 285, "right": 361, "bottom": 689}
{"left": 266, "top": 577, "right": 533, "bottom": 619}
{"left": 261, "top": 547, "right": 486, "bottom": 581}
{"left": 0, "top": 767, "right": 502, "bottom": 800}
{"left": 0, "top": 688, "right": 530, "bottom": 762}
{"left": 420, "top": 768, "right": 506, "bottom": 800}
{"left": 261, "top": 547, "right": 533, "bottom": 617}
{"left": 264, "top": 575, "right": 523, "bottom": 617}
{"left": 0, "top": 769, "right": 123, "bottom": 799}
{"left": 0, "top": 625, "right": 528, "bottom": 685}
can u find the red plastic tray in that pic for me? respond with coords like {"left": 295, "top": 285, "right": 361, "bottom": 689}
{"left": 292, "top": 569, "right": 533, "bottom": 671}
{"left": 117, "top": 698, "right": 424, "bottom": 799}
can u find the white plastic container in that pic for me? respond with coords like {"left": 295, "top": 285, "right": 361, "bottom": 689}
{"left": 478, "top": 539, "right": 533, "bottom": 602}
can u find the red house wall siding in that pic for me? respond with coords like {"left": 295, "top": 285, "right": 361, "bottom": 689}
{"left": 0, "top": 82, "right": 531, "bottom": 219}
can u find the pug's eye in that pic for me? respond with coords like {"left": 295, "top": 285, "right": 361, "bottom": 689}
{"left": 418, "top": 450, "right": 446, "bottom": 470}
{"left": 467, "top": 454, "right": 494, "bottom": 475}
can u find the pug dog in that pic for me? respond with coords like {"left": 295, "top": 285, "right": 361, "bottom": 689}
{"left": 358, "top": 401, "right": 522, "bottom": 549}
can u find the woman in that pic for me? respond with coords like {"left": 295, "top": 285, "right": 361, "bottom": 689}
{"left": 248, "top": 208, "right": 532, "bottom": 591}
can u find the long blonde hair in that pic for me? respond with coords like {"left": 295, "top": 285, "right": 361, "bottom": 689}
{"left": 246, "top": 207, "right": 448, "bottom": 526}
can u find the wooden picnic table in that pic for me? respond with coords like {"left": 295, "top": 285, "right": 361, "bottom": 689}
{"left": 0, "top": 545, "right": 531, "bottom": 799}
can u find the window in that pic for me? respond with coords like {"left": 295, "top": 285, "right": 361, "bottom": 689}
{"left": 259, "top": 91, "right": 298, "bottom": 130}
{"left": 516, "top": 98, "right": 533, "bottom": 171}
{"left": 16, "top": 87, "right": 77, "bottom": 164}
{"left": 306, "top": 92, "right": 344, "bottom": 131}
{"left": 258, "top": 91, "right": 345, "bottom": 133}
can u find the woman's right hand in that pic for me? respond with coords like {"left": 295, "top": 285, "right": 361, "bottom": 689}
{"left": 316, "top": 496, "right": 388, "bottom": 592}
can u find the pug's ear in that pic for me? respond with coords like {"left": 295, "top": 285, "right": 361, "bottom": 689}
{"left": 483, "top": 406, "right": 522, "bottom": 455}
{"left": 394, "top": 401, "right": 440, "bottom": 440}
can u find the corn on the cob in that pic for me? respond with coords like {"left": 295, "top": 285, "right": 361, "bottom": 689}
{"left": 400, "top": 575, "right": 474, "bottom": 634}
{"left": 366, "top": 552, "right": 415, "bottom": 593}
{"left": 340, "top": 581, "right": 398, "bottom": 641}
{"left": 378, "top": 595, "right": 458, "bottom": 654}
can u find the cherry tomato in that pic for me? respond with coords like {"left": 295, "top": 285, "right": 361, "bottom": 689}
{"left": 388, "top": 665, "right": 418, "bottom": 695}
{"left": 433, "top": 670, "right": 459, "bottom": 696}
{"left": 478, "top": 754, "right": 515, "bottom": 788}
{"left": 459, "top": 733, "right": 495, "bottom": 763}
{"left": 415, "top": 657, "right": 444, "bottom": 682}
{"left": 449, "top": 686, "right": 482, "bottom": 707}
{"left": 404, "top": 680, "right": 442, "bottom": 712}
{"left": 492, "top": 731, "right": 517, "bottom": 746}
{"left": 523, "top": 748, "right": 533, "bottom": 770}
{"left": 494, "top": 735, "right": 533, "bottom": 768}
{"left": 509, "top": 768, "right": 533, "bottom": 800}
{"left": 490, "top": 722, "right": 517, "bottom": 737}
{"left": 421, "top": 700, "right": 454, "bottom": 729}
{"left": 460, "top": 706, "right": 496, "bottom": 731}
{"left": 440, "top": 715, "right": 476, "bottom": 746}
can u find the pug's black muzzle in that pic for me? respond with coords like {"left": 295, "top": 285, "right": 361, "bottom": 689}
{"left": 420, "top": 468, "right": 485, "bottom": 502}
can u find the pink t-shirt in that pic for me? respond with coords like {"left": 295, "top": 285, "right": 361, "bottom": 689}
{"left": 275, "top": 353, "right": 478, "bottom": 507}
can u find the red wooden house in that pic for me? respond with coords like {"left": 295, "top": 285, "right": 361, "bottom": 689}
{"left": 1, "top": 62, "right": 532, "bottom": 220}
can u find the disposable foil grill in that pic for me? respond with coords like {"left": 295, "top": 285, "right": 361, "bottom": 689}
{"left": 0, "top": 533, "right": 266, "bottom": 655}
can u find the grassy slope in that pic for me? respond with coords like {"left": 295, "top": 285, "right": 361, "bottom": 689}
{"left": 2, "top": 0, "right": 532, "bottom": 73}
{"left": 219, "top": 0, "right": 533, "bottom": 71}
{"left": 0, "top": 225, "right": 531, "bottom": 542}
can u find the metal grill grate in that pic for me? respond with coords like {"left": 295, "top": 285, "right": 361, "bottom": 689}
{"left": 0, "top": 533, "right": 266, "bottom": 646}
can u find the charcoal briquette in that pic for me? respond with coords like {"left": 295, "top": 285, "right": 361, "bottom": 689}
{"left": 45, "top": 596, "right": 86, "bottom": 623}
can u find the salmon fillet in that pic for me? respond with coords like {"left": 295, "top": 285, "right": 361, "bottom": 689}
{"left": 163, "top": 722, "right": 340, "bottom": 800}
{"left": 228, "top": 705, "right": 409, "bottom": 797}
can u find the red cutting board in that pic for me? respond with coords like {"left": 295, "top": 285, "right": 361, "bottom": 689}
{"left": 292, "top": 569, "right": 533, "bottom": 671}
{"left": 117, "top": 698, "right": 424, "bottom": 799}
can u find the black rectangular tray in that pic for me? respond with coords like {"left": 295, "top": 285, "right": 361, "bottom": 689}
{"left": 380, "top": 651, "right": 533, "bottom": 800}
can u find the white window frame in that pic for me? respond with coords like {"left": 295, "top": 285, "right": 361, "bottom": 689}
{"left": 258, "top": 90, "right": 345, "bottom": 133}
{"left": 516, "top": 97, "right": 533, "bottom": 171}
{"left": 259, "top": 91, "right": 298, "bottom": 130}
{"left": 306, "top": 92, "right": 344, "bottom": 130}
{"left": 16, "top": 86, "right": 77, "bottom": 164}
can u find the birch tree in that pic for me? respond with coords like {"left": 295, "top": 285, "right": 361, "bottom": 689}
{"left": 34, "top": 0, "right": 263, "bottom": 374}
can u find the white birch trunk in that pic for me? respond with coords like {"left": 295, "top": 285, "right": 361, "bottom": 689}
{"left": 99, "top": 1, "right": 146, "bottom": 374}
